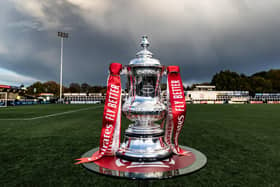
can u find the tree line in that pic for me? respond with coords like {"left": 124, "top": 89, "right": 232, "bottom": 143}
{"left": 26, "top": 81, "right": 106, "bottom": 96}
{"left": 211, "top": 69, "right": 280, "bottom": 94}
{"left": 26, "top": 69, "right": 280, "bottom": 96}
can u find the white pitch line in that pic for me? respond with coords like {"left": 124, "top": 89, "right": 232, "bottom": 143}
{"left": 0, "top": 105, "right": 103, "bottom": 121}
{"left": 28, "top": 106, "right": 103, "bottom": 120}
{"left": 0, "top": 118, "right": 28, "bottom": 121}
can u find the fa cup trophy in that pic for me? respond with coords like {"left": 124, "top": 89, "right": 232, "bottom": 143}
{"left": 116, "top": 36, "right": 172, "bottom": 161}
{"left": 75, "top": 36, "right": 207, "bottom": 179}
{"left": 75, "top": 36, "right": 206, "bottom": 172}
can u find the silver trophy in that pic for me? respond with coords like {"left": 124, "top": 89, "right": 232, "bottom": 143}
{"left": 116, "top": 36, "right": 172, "bottom": 161}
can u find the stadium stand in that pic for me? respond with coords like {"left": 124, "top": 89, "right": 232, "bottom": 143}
{"left": 0, "top": 84, "right": 26, "bottom": 106}
{"left": 185, "top": 85, "right": 280, "bottom": 104}
{"left": 0, "top": 85, "right": 53, "bottom": 106}
{"left": 250, "top": 93, "right": 280, "bottom": 104}
{"left": 63, "top": 93, "right": 105, "bottom": 104}
{"left": 185, "top": 85, "right": 250, "bottom": 104}
{"left": 0, "top": 92, "right": 7, "bottom": 107}
{"left": 185, "top": 90, "right": 250, "bottom": 104}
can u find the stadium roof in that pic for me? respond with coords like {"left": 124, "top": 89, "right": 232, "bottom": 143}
{"left": 0, "top": 85, "right": 11, "bottom": 89}
{"left": 195, "top": 85, "right": 216, "bottom": 89}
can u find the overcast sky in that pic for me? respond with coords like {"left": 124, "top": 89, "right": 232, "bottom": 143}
{"left": 0, "top": 0, "right": 280, "bottom": 86}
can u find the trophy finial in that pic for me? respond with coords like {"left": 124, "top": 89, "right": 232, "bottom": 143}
{"left": 136, "top": 35, "right": 152, "bottom": 58}
{"left": 131, "top": 35, "right": 160, "bottom": 65}
{"left": 140, "top": 35, "right": 150, "bottom": 49}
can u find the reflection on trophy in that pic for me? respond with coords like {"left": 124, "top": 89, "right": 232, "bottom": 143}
{"left": 116, "top": 36, "right": 172, "bottom": 161}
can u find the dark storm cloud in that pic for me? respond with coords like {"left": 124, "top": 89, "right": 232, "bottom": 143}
{"left": 0, "top": 0, "right": 280, "bottom": 86}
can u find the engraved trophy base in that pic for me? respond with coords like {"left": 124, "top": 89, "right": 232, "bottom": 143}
{"left": 116, "top": 123, "right": 172, "bottom": 162}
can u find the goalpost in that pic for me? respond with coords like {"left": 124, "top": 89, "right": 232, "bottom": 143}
{"left": 0, "top": 92, "right": 8, "bottom": 107}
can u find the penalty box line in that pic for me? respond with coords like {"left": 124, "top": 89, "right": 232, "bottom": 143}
{"left": 0, "top": 105, "right": 104, "bottom": 121}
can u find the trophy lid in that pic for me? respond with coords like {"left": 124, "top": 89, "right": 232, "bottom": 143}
{"left": 129, "top": 36, "right": 161, "bottom": 66}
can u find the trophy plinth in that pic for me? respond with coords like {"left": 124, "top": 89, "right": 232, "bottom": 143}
{"left": 116, "top": 36, "right": 172, "bottom": 161}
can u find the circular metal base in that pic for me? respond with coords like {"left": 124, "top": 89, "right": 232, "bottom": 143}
{"left": 81, "top": 145, "right": 207, "bottom": 180}
{"left": 116, "top": 135, "right": 172, "bottom": 162}
{"left": 117, "top": 123, "right": 171, "bottom": 162}
{"left": 115, "top": 149, "right": 173, "bottom": 162}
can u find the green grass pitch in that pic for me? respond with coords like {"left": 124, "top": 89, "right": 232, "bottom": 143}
{"left": 0, "top": 104, "right": 279, "bottom": 186}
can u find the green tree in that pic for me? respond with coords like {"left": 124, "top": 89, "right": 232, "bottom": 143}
{"left": 250, "top": 69, "right": 279, "bottom": 93}
{"left": 27, "top": 81, "right": 44, "bottom": 95}
{"left": 81, "top": 83, "right": 91, "bottom": 93}
{"left": 69, "top": 83, "right": 81, "bottom": 93}
{"left": 211, "top": 69, "right": 279, "bottom": 93}
{"left": 249, "top": 76, "right": 273, "bottom": 93}
{"left": 211, "top": 70, "right": 242, "bottom": 90}
{"left": 89, "top": 86, "right": 106, "bottom": 93}
{"left": 43, "top": 81, "right": 60, "bottom": 96}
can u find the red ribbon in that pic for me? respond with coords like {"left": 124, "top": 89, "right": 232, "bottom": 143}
{"left": 165, "top": 66, "right": 188, "bottom": 155}
{"left": 75, "top": 63, "right": 122, "bottom": 164}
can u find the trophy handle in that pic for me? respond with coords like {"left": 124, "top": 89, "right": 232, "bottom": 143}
{"left": 162, "top": 65, "right": 167, "bottom": 76}
{"left": 121, "top": 65, "right": 128, "bottom": 75}
{"left": 160, "top": 66, "right": 167, "bottom": 103}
